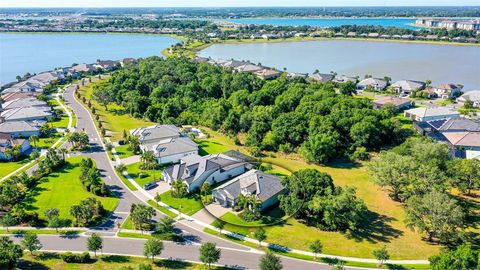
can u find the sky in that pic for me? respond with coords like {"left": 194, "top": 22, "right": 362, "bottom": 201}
{"left": 1, "top": 0, "right": 479, "bottom": 8}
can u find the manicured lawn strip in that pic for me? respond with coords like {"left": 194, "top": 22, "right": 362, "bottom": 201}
{"left": 50, "top": 115, "right": 70, "bottom": 129}
{"left": 147, "top": 200, "right": 178, "bottom": 218}
{"left": 20, "top": 253, "right": 229, "bottom": 270}
{"left": 202, "top": 228, "right": 430, "bottom": 269}
{"left": 0, "top": 157, "right": 32, "bottom": 178}
{"left": 197, "top": 127, "right": 441, "bottom": 260}
{"left": 115, "top": 144, "right": 135, "bottom": 159}
{"left": 22, "top": 157, "right": 118, "bottom": 224}
{"left": 219, "top": 208, "right": 285, "bottom": 227}
{"left": 117, "top": 231, "right": 183, "bottom": 242}
{"left": 118, "top": 173, "right": 138, "bottom": 191}
{"left": 159, "top": 191, "right": 203, "bottom": 216}
{"left": 36, "top": 133, "right": 63, "bottom": 149}
{"left": 125, "top": 162, "right": 160, "bottom": 187}
{"left": 121, "top": 216, "right": 134, "bottom": 230}
{"left": 79, "top": 80, "right": 154, "bottom": 141}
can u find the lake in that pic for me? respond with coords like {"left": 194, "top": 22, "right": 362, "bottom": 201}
{"left": 0, "top": 33, "right": 178, "bottom": 85}
{"left": 199, "top": 40, "right": 480, "bottom": 91}
{"left": 223, "top": 18, "right": 419, "bottom": 29}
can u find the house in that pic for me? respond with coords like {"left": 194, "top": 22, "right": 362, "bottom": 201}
{"left": 212, "top": 169, "right": 285, "bottom": 211}
{"left": 457, "top": 90, "right": 480, "bottom": 107}
{"left": 162, "top": 154, "right": 250, "bottom": 193}
{"left": 287, "top": 72, "right": 308, "bottom": 79}
{"left": 372, "top": 96, "right": 412, "bottom": 110}
{"left": 221, "top": 60, "right": 249, "bottom": 69}
{"left": 308, "top": 73, "right": 334, "bottom": 83}
{"left": 413, "top": 117, "right": 480, "bottom": 136}
{"left": 357, "top": 78, "right": 387, "bottom": 91}
{"left": 0, "top": 121, "right": 41, "bottom": 138}
{"left": 234, "top": 64, "right": 264, "bottom": 73}
{"left": 431, "top": 84, "right": 463, "bottom": 99}
{"left": 130, "top": 124, "right": 198, "bottom": 164}
{"left": 254, "top": 69, "right": 282, "bottom": 80}
{"left": 94, "top": 60, "right": 119, "bottom": 71}
{"left": 1, "top": 92, "right": 40, "bottom": 102}
{"left": 2, "top": 98, "right": 48, "bottom": 110}
{"left": 334, "top": 75, "right": 358, "bottom": 84}
{"left": 439, "top": 131, "right": 480, "bottom": 159}
{"left": 391, "top": 80, "right": 426, "bottom": 96}
{"left": 69, "top": 63, "right": 95, "bottom": 74}
{"left": 0, "top": 133, "right": 31, "bottom": 160}
{"left": 404, "top": 107, "right": 460, "bottom": 122}
{"left": 1, "top": 107, "right": 52, "bottom": 122}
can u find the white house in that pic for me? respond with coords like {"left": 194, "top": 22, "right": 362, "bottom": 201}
{"left": 457, "top": 90, "right": 480, "bottom": 108}
{"left": 390, "top": 80, "right": 425, "bottom": 95}
{"left": 404, "top": 107, "right": 460, "bottom": 122}
{"left": 357, "top": 78, "right": 388, "bottom": 91}
{"left": 0, "top": 133, "right": 31, "bottom": 160}
{"left": 0, "top": 121, "right": 41, "bottom": 138}
{"left": 432, "top": 84, "right": 463, "bottom": 99}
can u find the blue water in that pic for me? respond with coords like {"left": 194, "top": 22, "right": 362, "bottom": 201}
{"left": 0, "top": 33, "right": 178, "bottom": 85}
{"left": 223, "top": 18, "right": 419, "bottom": 29}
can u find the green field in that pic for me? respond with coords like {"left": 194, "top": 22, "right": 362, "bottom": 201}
{"left": 79, "top": 80, "right": 154, "bottom": 141}
{"left": 121, "top": 215, "right": 134, "bottom": 230}
{"left": 0, "top": 157, "right": 32, "bottom": 178}
{"left": 197, "top": 127, "right": 441, "bottom": 260}
{"left": 19, "top": 253, "right": 229, "bottom": 270}
{"left": 196, "top": 139, "right": 231, "bottom": 156}
{"left": 158, "top": 191, "right": 203, "bottom": 216}
{"left": 219, "top": 208, "right": 285, "bottom": 227}
{"left": 125, "top": 162, "right": 163, "bottom": 187}
{"left": 22, "top": 157, "right": 118, "bottom": 225}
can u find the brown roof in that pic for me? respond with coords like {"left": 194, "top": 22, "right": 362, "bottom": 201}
{"left": 442, "top": 131, "right": 480, "bottom": 147}
{"left": 434, "top": 84, "right": 458, "bottom": 90}
{"left": 373, "top": 96, "right": 411, "bottom": 107}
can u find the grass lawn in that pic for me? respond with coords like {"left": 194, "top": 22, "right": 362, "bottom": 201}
{"left": 0, "top": 157, "right": 32, "bottom": 178}
{"left": 195, "top": 139, "right": 231, "bottom": 156}
{"left": 159, "top": 191, "right": 203, "bottom": 216}
{"left": 115, "top": 144, "right": 135, "bottom": 159}
{"left": 196, "top": 127, "right": 441, "bottom": 260}
{"left": 19, "top": 253, "right": 230, "bottom": 270}
{"left": 121, "top": 216, "right": 134, "bottom": 230}
{"left": 125, "top": 162, "right": 162, "bottom": 187}
{"left": 219, "top": 207, "right": 285, "bottom": 227}
{"left": 147, "top": 200, "right": 178, "bottom": 218}
{"left": 21, "top": 157, "right": 118, "bottom": 225}
{"left": 79, "top": 80, "right": 154, "bottom": 141}
{"left": 118, "top": 172, "right": 138, "bottom": 191}
{"left": 36, "top": 133, "right": 63, "bottom": 149}
{"left": 50, "top": 115, "right": 69, "bottom": 129}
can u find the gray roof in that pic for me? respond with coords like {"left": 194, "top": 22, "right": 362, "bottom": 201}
{"left": 309, "top": 73, "right": 334, "bottom": 82}
{"left": 234, "top": 64, "right": 264, "bottom": 73}
{"left": 131, "top": 124, "right": 180, "bottom": 144}
{"left": 391, "top": 80, "right": 425, "bottom": 91}
{"left": 458, "top": 90, "right": 480, "bottom": 103}
{"left": 2, "top": 98, "right": 48, "bottom": 110}
{"left": 436, "top": 118, "right": 480, "bottom": 132}
{"left": 213, "top": 169, "right": 284, "bottom": 202}
{"left": 405, "top": 107, "right": 459, "bottom": 118}
{"left": 357, "top": 78, "right": 388, "bottom": 88}
{"left": 0, "top": 121, "right": 40, "bottom": 133}
{"left": 1, "top": 107, "right": 52, "bottom": 121}
{"left": 164, "top": 153, "right": 246, "bottom": 186}
{"left": 221, "top": 60, "right": 249, "bottom": 69}
{"left": 334, "top": 75, "right": 357, "bottom": 83}
{"left": 144, "top": 136, "right": 198, "bottom": 158}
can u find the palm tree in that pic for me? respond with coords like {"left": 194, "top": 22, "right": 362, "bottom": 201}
{"left": 201, "top": 183, "right": 211, "bottom": 203}
{"left": 4, "top": 148, "right": 12, "bottom": 160}
{"left": 59, "top": 148, "right": 67, "bottom": 162}
{"left": 11, "top": 144, "right": 21, "bottom": 160}
{"left": 29, "top": 135, "right": 39, "bottom": 148}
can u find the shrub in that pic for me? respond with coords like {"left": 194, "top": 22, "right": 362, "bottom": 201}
{"left": 350, "top": 147, "right": 369, "bottom": 161}
{"left": 61, "top": 252, "right": 91, "bottom": 263}
{"left": 234, "top": 136, "right": 241, "bottom": 146}
{"left": 139, "top": 173, "right": 148, "bottom": 179}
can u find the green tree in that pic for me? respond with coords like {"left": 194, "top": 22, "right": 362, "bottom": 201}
{"left": 0, "top": 215, "right": 16, "bottom": 232}
{"left": 45, "top": 208, "right": 61, "bottom": 231}
{"left": 29, "top": 135, "right": 39, "bottom": 148}
{"left": 0, "top": 236, "right": 23, "bottom": 269}
{"left": 130, "top": 204, "right": 156, "bottom": 232}
{"left": 87, "top": 233, "right": 103, "bottom": 258}
{"left": 93, "top": 83, "right": 115, "bottom": 110}
{"left": 156, "top": 216, "right": 175, "bottom": 235}
{"left": 154, "top": 192, "right": 162, "bottom": 206}
{"left": 212, "top": 219, "right": 225, "bottom": 235}
{"left": 405, "top": 190, "right": 465, "bottom": 243}
{"left": 309, "top": 239, "right": 323, "bottom": 260}
{"left": 143, "top": 238, "right": 164, "bottom": 262}
{"left": 253, "top": 227, "right": 267, "bottom": 247}
{"left": 450, "top": 159, "right": 480, "bottom": 195}
{"left": 429, "top": 245, "right": 478, "bottom": 270}
{"left": 199, "top": 242, "right": 221, "bottom": 270}
{"left": 259, "top": 251, "right": 283, "bottom": 270}
{"left": 339, "top": 81, "right": 357, "bottom": 96}
{"left": 372, "top": 246, "right": 389, "bottom": 267}
{"left": 171, "top": 179, "right": 188, "bottom": 198}
{"left": 21, "top": 234, "right": 42, "bottom": 255}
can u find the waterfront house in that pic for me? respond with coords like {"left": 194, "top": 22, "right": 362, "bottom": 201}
{"left": 372, "top": 96, "right": 412, "bottom": 110}
{"left": 0, "top": 133, "right": 31, "bottom": 160}
{"left": 94, "top": 60, "right": 119, "bottom": 71}
{"left": 131, "top": 124, "right": 198, "bottom": 164}
{"left": 212, "top": 169, "right": 285, "bottom": 211}
{"left": 308, "top": 73, "right": 334, "bottom": 83}
{"left": 413, "top": 117, "right": 480, "bottom": 136}
{"left": 162, "top": 154, "right": 250, "bottom": 193}
{"left": 287, "top": 72, "right": 308, "bottom": 79}
{"left": 221, "top": 60, "right": 249, "bottom": 69}
{"left": 432, "top": 84, "right": 463, "bottom": 99}
{"left": 70, "top": 63, "right": 95, "bottom": 74}
{"left": 368, "top": 33, "right": 380, "bottom": 38}
{"left": 391, "top": 80, "right": 426, "bottom": 96}
{"left": 404, "top": 107, "right": 460, "bottom": 122}
{"left": 334, "top": 75, "right": 358, "bottom": 84}
{"left": 439, "top": 131, "right": 480, "bottom": 160}
{"left": 0, "top": 121, "right": 41, "bottom": 138}
{"left": 357, "top": 78, "right": 387, "bottom": 91}
{"left": 234, "top": 64, "right": 264, "bottom": 73}
{"left": 254, "top": 69, "right": 282, "bottom": 80}
{"left": 457, "top": 90, "right": 480, "bottom": 107}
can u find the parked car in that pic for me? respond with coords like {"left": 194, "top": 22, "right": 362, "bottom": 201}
{"left": 143, "top": 181, "right": 158, "bottom": 190}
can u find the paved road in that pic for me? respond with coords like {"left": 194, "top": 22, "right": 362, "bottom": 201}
{"left": 50, "top": 81, "right": 371, "bottom": 270}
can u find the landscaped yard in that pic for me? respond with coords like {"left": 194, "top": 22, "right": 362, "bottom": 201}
{"left": 115, "top": 144, "right": 135, "bottom": 159}
{"left": 36, "top": 133, "right": 63, "bottom": 149}
{"left": 220, "top": 208, "right": 285, "bottom": 227}
{"left": 196, "top": 138, "right": 231, "bottom": 156}
{"left": 199, "top": 127, "right": 442, "bottom": 260}
{"left": 21, "top": 157, "right": 118, "bottom": 225}
{"left": 158, "top": 191, "right": 203, "bottom": 216}
{"left": 19, "top": 253, "right": 229, "bottom": 270}
{"left": 125, "top": 162, "right": 163, "bottom": 187}
{"left": 0, "top": 157, "right": 32, "bottom": 178}
{"left": 79, "top": 80, "right": 154, "bottom": 141}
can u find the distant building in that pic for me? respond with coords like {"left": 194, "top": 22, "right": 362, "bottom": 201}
{"left": 372, "top": 96, "right": 412, "bottom": 110}
{"left": 391, "top": 80, "right": 426, "bottom": 96}
{"left": 254, "top": 69, "right": 282, "bottom": 80}
{"left": 1, "top": 107, "right": 52, "bottom": 122}
{"left": 457, "top": 90, "right": 480, "bottom": 107}
{"left": 404, "top": 107, "right": 460, "bottom": 122}
{"left": 431, "top": 84, "right": 463, "bottom": 99}
{"left": 212, "top": 169, "right": 285, "bottom": 211}
{"left": 0, "top": 133, "right": 31, "bottom": 160}
{"left": 0, "top": 121, "right": 41, "bottom": 138}
{"left": 357, "top": 78, "right": 387, "bottom": 91}
{"left": 308, "top": 73, "right": 334, "bottom": 83}
{"left": 334, "top": 75, "right": 357, "bottom": 84}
